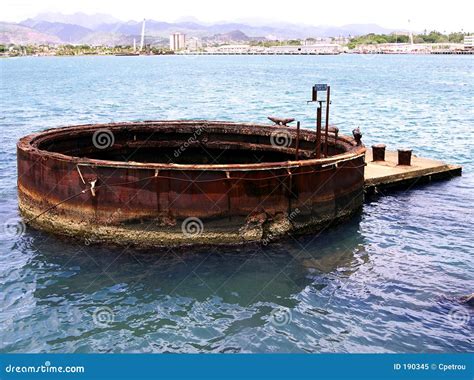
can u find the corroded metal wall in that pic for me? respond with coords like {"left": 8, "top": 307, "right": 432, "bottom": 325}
{"left": 17, "top": 121, "right": 365, "bottom": 248}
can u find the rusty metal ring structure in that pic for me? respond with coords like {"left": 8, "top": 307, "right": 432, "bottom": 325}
{"left": 17, "top": 120, "right": 366, "bottom": 248}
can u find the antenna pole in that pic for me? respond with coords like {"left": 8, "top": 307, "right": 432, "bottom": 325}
{"left": 140, "top": 19, "right": 146, "bottom": 51}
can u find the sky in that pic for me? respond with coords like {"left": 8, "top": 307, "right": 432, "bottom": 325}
{"left": 1, "top": 0, "right": 472, "bottom": 32}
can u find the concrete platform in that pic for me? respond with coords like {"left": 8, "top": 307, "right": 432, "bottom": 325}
{"left": 364, "top": 149, "right": 462, "bottom": 195}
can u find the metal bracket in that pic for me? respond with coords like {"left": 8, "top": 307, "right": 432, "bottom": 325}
{"left": 89, "top": 179, "right": 97, "bottom": 197}
{"left": 76, "top": 165, "right": 86, "bottom": 185}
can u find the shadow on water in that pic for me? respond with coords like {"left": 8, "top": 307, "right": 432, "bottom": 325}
{"left": 4, "top": 208, "right": 472, "bottom": 353}
{"left": 6, "top": 199, "right": 470, "bottom": 353}
{"left": 1, "top": 216, "right": 372, "bottom": 352}
{"left": 25, "top": 216, "right": 368, "bottom": 308}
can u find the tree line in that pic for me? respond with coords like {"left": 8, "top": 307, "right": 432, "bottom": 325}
{"left": 348, "top": 31, "right": 470, "bottom": 48}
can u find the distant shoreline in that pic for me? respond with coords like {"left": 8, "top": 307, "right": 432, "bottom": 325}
{"left": 2, "top": 51, "right": 473, "bottom": 58}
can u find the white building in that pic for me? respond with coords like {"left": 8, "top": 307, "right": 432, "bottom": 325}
{"left": 170, "top": 33, "right": 186, "bottom": 51}
{"left": 185, "top": 37, "right": 202, "bottom": 51}
{"left": 464, "top": 35, "right": 474, "bottom": 50}
{"left": 212, "top": 44, "right": 251, "bottom": 54}
{"left": 270, "top": 44, "right": 341, "bottom": 54}
{"left": 202, "top": 44, "right": 341, "bottom": 55}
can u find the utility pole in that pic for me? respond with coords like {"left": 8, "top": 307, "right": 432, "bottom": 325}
{"left": 140, "top": 19, "right": 146, "bottom": 52}
{"left": 408, "top": 19, "right": 414, "bottom": 45}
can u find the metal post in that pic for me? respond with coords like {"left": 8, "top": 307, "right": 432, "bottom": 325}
{"left": 316, "top": 105, "right": 322, "bottom": 158}
{"left": 295, "top": 121, "right": 300, "bottom": 160}
{"left": 226, "top": 171, "right": 232, "bottom": 220}
{"left": 324, "top": 86, "right": 331, "bottom": 157}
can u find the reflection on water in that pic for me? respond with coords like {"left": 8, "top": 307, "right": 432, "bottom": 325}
{"left": 1, "top": 219, "right": 369, "bottom": 353}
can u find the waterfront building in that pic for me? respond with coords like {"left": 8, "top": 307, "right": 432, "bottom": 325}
{"left": 211, "top": 44, "right": 251, "bottom": 54}
{"left": 201, "top": 43, "right": 340, "bottom": 55}
{"left": 185, "top": 37, "right": 202, "bottom": 52}
{"left": 170, "top": 32, "right": 186, "bottom": 51}
{"left": 270, "top": 44, "right": 341, "bottom": 54}
{"left": 464, "top": 35, "right": 474, "bottom": 50}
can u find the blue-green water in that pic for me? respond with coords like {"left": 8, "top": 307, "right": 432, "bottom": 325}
{"left": 0, "top": 55, "right": 473, "bottom": 353}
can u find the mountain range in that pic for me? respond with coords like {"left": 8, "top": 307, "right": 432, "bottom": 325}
{"left": 0, "top": 12, "right": 397, "bottom": 46}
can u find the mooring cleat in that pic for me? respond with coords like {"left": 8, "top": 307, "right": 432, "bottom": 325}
{"left": 267, "top": 116, "right": 295, "bottom": 126}
{"left": 352, "top": 127, "right": 362, "bottom": 146}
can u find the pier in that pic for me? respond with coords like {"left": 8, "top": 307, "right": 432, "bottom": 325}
{"left": 364, "top": 149, "right": 462, "bottom": 195}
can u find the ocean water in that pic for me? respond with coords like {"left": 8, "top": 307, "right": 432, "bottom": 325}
{"left": 0, "top": 54, "right": 473, "bottom": 353}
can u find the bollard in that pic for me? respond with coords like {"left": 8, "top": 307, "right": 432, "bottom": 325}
{"left": 398, "top": 149, "right": 412, "bottom": 166}
{"left": 372, "top": 144, "right": 386, "bottom": 161}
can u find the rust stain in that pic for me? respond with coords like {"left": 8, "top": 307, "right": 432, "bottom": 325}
{"left": 17, "top": 120, "right": 366, "bottom": 248}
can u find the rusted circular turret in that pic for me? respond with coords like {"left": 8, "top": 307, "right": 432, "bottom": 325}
{"left": 17, "top": 120, "right": 365, "bottom": 248}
